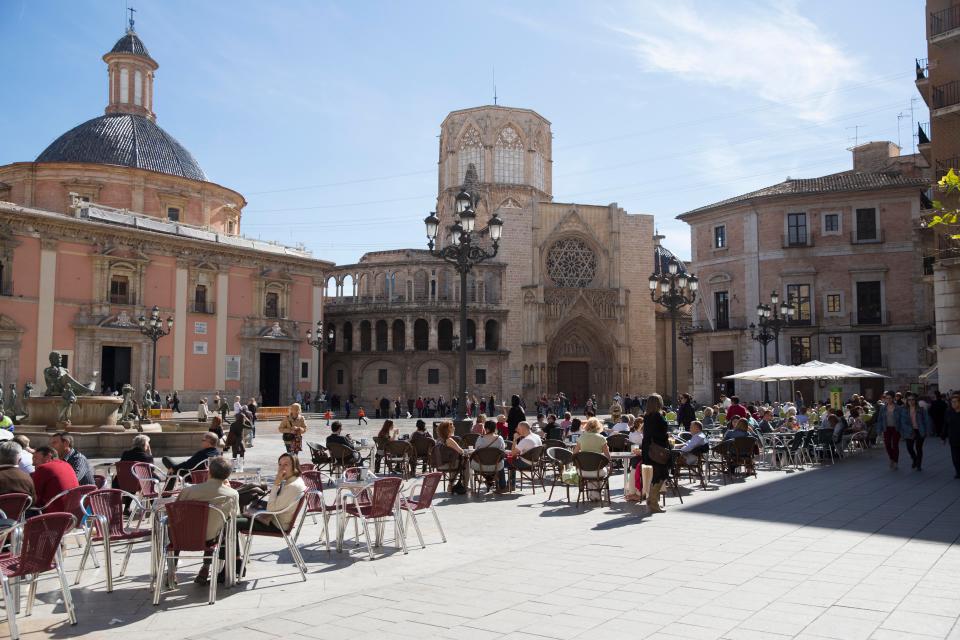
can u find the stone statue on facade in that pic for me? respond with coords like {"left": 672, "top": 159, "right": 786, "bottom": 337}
{"left": 143, "top": 384, "right": 154, "bottom": 410}
{"left": 43, "top": 351, "right": 94, "bottom": 397}
{"left": 5, "top": 383, "right": 16, "bottom": 416}
{"left": 58, "top": 387, "right": 77, "bottom": 425}
{"left": 18, "top": 382, "right": 32, "bottom": 423}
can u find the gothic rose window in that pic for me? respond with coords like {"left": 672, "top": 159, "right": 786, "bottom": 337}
{"left": 546, "top": 238, "right": 597, "bottom": 288}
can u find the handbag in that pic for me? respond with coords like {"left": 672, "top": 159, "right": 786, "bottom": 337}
{"left": 648, "top": 442, "right": 671, "bottom": 465}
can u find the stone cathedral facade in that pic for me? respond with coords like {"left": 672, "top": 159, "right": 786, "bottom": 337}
{"left": 324, "top": 106, "right": 679, "bottom": 408}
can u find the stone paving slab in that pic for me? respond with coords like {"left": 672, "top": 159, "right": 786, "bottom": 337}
{"left": 8, "top": 424, "right": 960, "bottom": 640}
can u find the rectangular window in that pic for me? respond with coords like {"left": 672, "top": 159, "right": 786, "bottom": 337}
{"left": 855, "top": 208, "right": 878, "bottom": 241}
{"left": 167, "top": 207, "right": 180, "bottom": 222}
{"left": 61, "top": 354, "right": 69, "bottom": 369}
{"left": 109, "top": 275, "right": 130, "bottom": 305}
{"left": 856, "top": 281, "right": 882, "bottom": 325}
{"left": 828, "top": 336, "right": 843, "bottom": 354}
{"left": 713, "top": 225, "right": 726, "bottom": 249}
{"left": 377, "top": 368, "right": 388, "bottom": 385}
{"left": 475, "top": 369, "right": 487, "bottom": 385}
{"left": 823, "top": 213, "right": 839, "bottom": 233}
{"left": 264, "top": 292, "right": 279, "bottom": 318}
{"left": 336, "top": 369, "right": 344, "bottom": 385}
{"left": 714, "top": 291, "right": 729, "bottom": 329}
{"left": 860, "top": 335, "right": 883, "bottom": 367}
{"left": 787, "top": 212, "right": 808, "bottom": 246}
{"left": 786, "top": 284, "right": 811, "bottom": 324}
{"left": 790, "top": 336, "right": 811, "bottom": 365}
{"left": 300, "top": 361, "right": 310, "bottom": 380}
{"left": 826, "top": 294, "right": 842, "bottom": 313}
{"left": 427, "top": 368, "right": 440, "bottom": 384}
{"left": 193, "top": 341, "right": 208, "bottom": 355}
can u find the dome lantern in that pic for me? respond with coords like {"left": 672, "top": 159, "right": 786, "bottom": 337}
{"left": 102, "top": 13, "right": 159, "bottom": 121}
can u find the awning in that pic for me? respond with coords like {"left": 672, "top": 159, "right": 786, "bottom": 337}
{"left": 919, "top": 364, "right": 938, "bottom": 382}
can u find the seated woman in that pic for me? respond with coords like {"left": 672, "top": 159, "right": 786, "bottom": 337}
{"left": 700, "top": 407, "right": 716, "bottom": 428}
{"left": 495, "top": 414, "right": 509, "bottom": 440}
{"left": 373, "top": 419, "right": 396, "bottom": 473}
{"left": 471, "top": 414, "right": 487, "bottom": 435}
{"left": 433, "top": 420, "right": 469, "bottom": 495}
{"left": 471, "top": 420, "right": 506, "bottom": 490}
{"left": 573, "top": 417, "right": 610, "bottom": 501}
{"left": 208, "top": 415, "right": 225, "bottom": 441}
{"left": 237, "top": 453, "right": 306, "bottom": 535}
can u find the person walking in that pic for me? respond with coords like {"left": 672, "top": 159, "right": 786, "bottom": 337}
{"left": 642, "top": 393, "right": 671, "bottom": 514}
{"left": 357, "top": 406, "right": 368, "bottom": 425}
{"left": 677, "top": 393, "right": 696, "bottom": 429}
{"left": 278, "top": 403, "right": 307, "bottom": 455}
{"left": 197, "top": 397, "right": 208, "bottom": 423}
{"left": 876, "top": 390, "right": 907, "bottom": 470}
{"left": 904, "top": 392, "right": 932, "bottom": 471}
{"left": 506, "top": 394, "right": 525, "bottom": 442}
{"left": 171, "top": 391, "right": 181, "bottom": 413}
{"left": 945, "top": 393, "right": 960, "bottom": 479}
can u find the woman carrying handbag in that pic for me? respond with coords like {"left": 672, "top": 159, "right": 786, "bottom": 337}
{"left": 641, "top": 393, "right": 672, "bottom": 513}
{"left": 278, "top": 402, "right": 308, "bottom": 455}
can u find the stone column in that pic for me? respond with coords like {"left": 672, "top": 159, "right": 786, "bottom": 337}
{"left": 215, "top": 272, "right": 229, "bottom": 390}
{"left": 173, "top": 262, "right": 188, "bottom": 391}
{"left": 429, "top": 317, "right": 438, "bottom": 351}
{"left": 34, "top": 239, "right": 57, "bottom": 386}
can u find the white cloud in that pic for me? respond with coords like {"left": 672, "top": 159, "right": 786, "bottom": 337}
{"left": 612, "top": 2, "right": 862, "bottom": 121}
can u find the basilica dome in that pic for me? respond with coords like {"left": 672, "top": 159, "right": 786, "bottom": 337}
{"left": 36, "top": 112, "right": 207, "bottom": 181}
{"left": 653, "top": 242, "right": 688, "bottom": 276}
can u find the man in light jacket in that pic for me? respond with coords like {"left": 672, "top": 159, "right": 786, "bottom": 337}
{"left": 874, "top": 390, "right": 908, "bottom": 470}
{"left": 177, "top": 456, "right": 239, "bottom": 584}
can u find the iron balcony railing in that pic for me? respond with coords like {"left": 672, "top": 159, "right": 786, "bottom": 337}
{"left": 190, "top": 301, "right": 216, "bottom": 314}
{"left": 932, "top": 80, "right": 960, "bottom": 110}
{"left": 936, "top": 156, "right": 960, "bottom": 178}
{"left": 918, "top": 121, "right": 931, "bottom": 145}
{"left": 931, "top": 5, "right": 960, "bottom": 36}
{"left": 916, "top": 58, "right": 929, "bottom": 81}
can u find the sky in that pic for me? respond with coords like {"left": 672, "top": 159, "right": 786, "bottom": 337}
{"left": 0, "top": 0, "right": 928, "bottom": 264}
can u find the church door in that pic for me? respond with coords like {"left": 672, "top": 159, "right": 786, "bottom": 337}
{"left": 556, "top": 361, "right": 589, "bottom": 405}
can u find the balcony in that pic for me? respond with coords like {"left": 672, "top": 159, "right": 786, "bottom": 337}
{"left": 190, "top": 300, "right": 216, "bottom": 314}
{"left": 936, "top": 156, "right": 960, "bottom": 179}
{"left": 918, "top": 121, "right": 931, "bottom": 146}
{"left": 916, "top": 58, "right": 929, "bottom": 82}
{"left": 782, "top": 233, "right": 813, "bottom": 249}
{"left": 932, "top": 80, "right": 960, "bottom": 116}
{"left": 931, "top": 5, "right": 960, "bottom": 41}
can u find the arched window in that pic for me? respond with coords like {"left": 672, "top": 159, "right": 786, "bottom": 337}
{"left": 495, "top": 126, "right": 524, "bottom": 184}
{"left": 533, "top": 152, "right": 545, "bottom": 192}
{"left": 484, "top": 271, "right": 501, "bottom": 304}
{"left": 264, "top": 291, "right": 279, "bottom": 318}
{"left": 391, "top": 319, "right": 405, "bottom": 351}
{"left": 438, "top": 319, "right": 453, "bottom": 351}
{"left": 326, "top": 323, "right": 336, "bottom": 353}
{"left": 485, "top": 319, "right": 500, "bottom": 351}
{"left": 414, "top": 270, "right": 428, "bottom": 300}
{"left": 325, "top": 275, "right": 337, "bottom": 299}
{"left": 466, "top": 319, "right": 477, "bottom": 351}
{"left": 458, "top": 126, "right": 484, "bottom": 184}
{"left": 413, "top": 319, "right": 429, "bottom": 351}
{"left": 119, "top": 68, "right": 129, "bottom": 103}
{"left": 375, "top": 320, "right": 388, "bottom": 351}
{"left": 134, "top": 70, "right": 143, "bottom": 106}
{"left": 343, "top": 322, "right": 353, "bottom": 352}
{"left": 359, "top": 321, "right": 371, "bottom": 352}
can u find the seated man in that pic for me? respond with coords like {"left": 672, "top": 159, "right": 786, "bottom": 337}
{"left": 0, "top": 441, "right": 36, "bottom": 502}
{"left": 471, "top": 420, "right": 506, "bottom": 490}
{"left": 325, "top": 421, "right": 360, "bottom": 465}
{"left": 49, "top": 432, "right": 95, "bottom": 486}
{"left": 176, "top": 456, "right": 240, "bottom": 585}
{"left": 13, "top": 435, "right": 34, "bottom": 473}
{"left": 31, "top": 445, "right": 79, "bottom": 507}
{"left": 680, "top": 421, "right": 709, "bottom": 465}
{"left": 757, "top": 409, "right": 775, "bottom": 434}
{"left": 610, "top": 415, "right": 631, "bottom": 434}
{"left": 505, "top": 421, "right": 542, "bottom": 491}
{"left": 162, "top": 432, "right": 222, "bottom": 476}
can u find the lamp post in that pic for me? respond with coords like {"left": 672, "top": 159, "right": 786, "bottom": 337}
{"left": 424, "top": 188, "right": 503, "bottom": 423}
{"left": 649, "top": 258, "right": 698, "bottom": 407}
{"left": 748, "top": 290, "right": 795, "bottom": 403}
{"left": 138, "top": 305, "right": 173, "bottom": 404}
{"left": 306, "top": 320, "right": 333, "bottom": 408}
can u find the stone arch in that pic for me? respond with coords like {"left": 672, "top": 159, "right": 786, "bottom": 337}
{"left": 455, "top": 122, "right": 485, "bottom": 184}
{"left": 359, "top": 320, "right": 371, "bottom": 352}
{"left": 391, "top": 319, "right": 405, "bottom": 351}
{"left": 437, "top": 318, "right": 454, "bottom": 351}
{"left": 325, "top": 275, "right": 338, "bottom": 299}
{"left": 466, "top": 319, "right": 477, "bottom": 351}
{"left": 413, "top": 318, "right": 429, "bottom": 351}
{"left": 375, "top": 319, "right": 388, "bottom": 351}
{"left": 413, "top": 269, "right": 429, "bottom": 301}
{"left": 342, "top": 321, "right": 353, "bottom": 352}
{"left": 546, "top": 314, "right": 617, "bottom": 404}
{"left": 484, "top": 319, "right": 500, "bottom": 351}
{"left": 343, "top": 273, "right": 356, "bottom": 298}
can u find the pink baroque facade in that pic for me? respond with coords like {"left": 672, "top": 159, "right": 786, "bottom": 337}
{"left": 0, "top": 24, "right": 332, "bottom": 406}
{"left": 679, "top": 142, "right": 933, "bottom": 404}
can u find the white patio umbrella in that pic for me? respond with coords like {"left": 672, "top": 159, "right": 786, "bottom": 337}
{"left": 797, "top": 360, "right": 887, "bottom": 379}
{"left": 723, "top": 364, "right": 799, "bottom": 381}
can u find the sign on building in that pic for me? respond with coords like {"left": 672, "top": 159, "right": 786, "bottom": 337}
{"left": 225, "top": 356, "right": 240, "bottom": 381}
{"left": 193, "top": 341, "right": 208, "bottom": 355}
{"left": 194, "top": 321, "right": 208, "bottom": 335}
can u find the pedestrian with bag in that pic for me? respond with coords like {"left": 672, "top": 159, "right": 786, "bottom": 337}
{"left": 642, "top": 393, "right": 671, "bottom": 514}
{"left": 278, "top": 402, "right": 307, "bottom": 455}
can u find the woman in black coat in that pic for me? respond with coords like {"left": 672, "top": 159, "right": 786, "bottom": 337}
{"left": 507, "top": 395, "right": 526, "bottom": 442}
{"left": 677, "top": 394, "right": 696, "bottom": 429}
{"left": 641, "top": 393, "right": 671, "bottom": 513}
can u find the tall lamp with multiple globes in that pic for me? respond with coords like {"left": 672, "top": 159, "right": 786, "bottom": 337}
{"left": 424, "top": 188, "right": 503, "bottom": 423}
{"left": 306, "top": 320, "right": 334, "bottom": 409}
{"left": 648, "top": 257, "right": 698, "bottom": 408}
{"left": 138, "top": 305, "right": 173, "bottom": 406}
{"left": 748, "top": 290, "right": 795, "bottom": 403}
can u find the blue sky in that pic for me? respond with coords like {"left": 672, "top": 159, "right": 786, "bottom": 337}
{"left": 1, "top": 1, "right": 927, "bottom": 264}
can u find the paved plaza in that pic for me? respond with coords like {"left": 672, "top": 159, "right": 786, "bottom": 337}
{"left": 8, "top": 418, "right": 960, "bottom": 640}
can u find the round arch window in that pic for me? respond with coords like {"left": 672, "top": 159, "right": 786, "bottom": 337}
{"left": 546, "top": 238, "right": 597, "bottom": 288}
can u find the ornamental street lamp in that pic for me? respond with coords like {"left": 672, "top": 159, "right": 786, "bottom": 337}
{"left": 649, "top": 258, "right": 698, "bottom": 407}
{"left": 748, "top": 290, "right": 795, "bottom": 403}
{"left": 306, "top": 320, "right": 334, "bottom": 408}
{"left": 138, "top": 305, "right": 173, "bottom": 405}
{"left": 424, "top": 188, "right": 503, "bottom": 424}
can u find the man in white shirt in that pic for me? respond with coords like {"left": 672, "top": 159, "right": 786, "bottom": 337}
{"left": 680, "top": 421, "right": 709, "bottom": 465}
{"left": 233, "top": 396, "right": 244, "bottom": 417}
{"left": 506, "top": 422, "right": 542, "bottom": 491}
{"left": 611, "top": 416, "right": 631, "bottom": 433}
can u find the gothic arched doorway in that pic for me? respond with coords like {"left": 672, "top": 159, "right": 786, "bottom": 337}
{"left": 546, "top": 315, "right": 617, "bottom": 408}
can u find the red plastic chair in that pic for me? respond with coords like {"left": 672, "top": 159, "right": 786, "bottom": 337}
{"left": 131, "top": 462, "right": 177, "bottom": 513}
{"left": 113, "top": 461, "right": 142, "bottom": 494}
{"left": 40, "top": 485, "right": 98, "bottom": 550}
{"left": 400, "top": 472, "right": 447, "bottom": 548}
{"left": 154, "top": 501, "right": 226, "bottom": 606}
{"left": 0, "top": 513, "right": 78, "bottom": 640}
{"left": 295, "top": 470, "right": 337, "bottom": 551}
{"left": 338, "top": 476, "right": 407, "bottom": 561}
{"left": 239, "top": 493, "right": 308, "bottom": 581}
{"left": 0, "top": 494, "right": 32, "bottom": 524}
{"left": 189, "top": 469, "right": 210, "bottom": 485}
{"left": 300, "top": 463, "right": 316, "bottom": 472}
{"left": 75, "top": 489, "right": 152, "bottom": 592}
